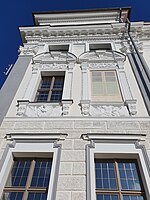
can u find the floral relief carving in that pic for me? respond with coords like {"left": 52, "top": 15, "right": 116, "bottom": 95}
{"left": 19, "top": 45, "right": 39, "bottom": 56}
{"left": 17, "top": 103, "right": 61, "bottom": 117}
{"left": 90, "top": 105, "right": 129, "bottom": 117}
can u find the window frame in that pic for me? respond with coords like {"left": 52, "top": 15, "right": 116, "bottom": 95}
{"left": 86, "top": 140, "right": 150, "bottom": 200}
{"left": 0, "top": 141, "right": 61, "bottom": 200}
{"left": 95, "top": 159, "right": 146, "bottom": 200}
{"left": 3, "top": 158, "right": 52, "bottom": 200}
{"left": 90, "top": 70, "right": 123, "bottom": 103}
{"left": 35, "top": 75, "right": 64, "bottom": 103}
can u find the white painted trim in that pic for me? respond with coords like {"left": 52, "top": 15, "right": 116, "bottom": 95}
{"left": 0, "top": 141, "right": 61, "bottom": 200}
{"left": 87, "top": 141, "right": 150, "bottom": 200}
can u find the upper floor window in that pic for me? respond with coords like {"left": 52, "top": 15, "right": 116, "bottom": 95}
{"left": 49, "top": 44, "right": 69, "bottom": 52}
{"left": 95, "top": 159, "right": 145, "bottom": 200}
{"left": 3, "top": 158, "right": 52, "bottom": 200}
{"left": 91, "top": 70, "right": 122, "bottom": 102}
{"left": 89, "top": 43, "right": 112, "bottom": 51}
{"left": 35, "top": 75, "right": 64, "bottom": 102}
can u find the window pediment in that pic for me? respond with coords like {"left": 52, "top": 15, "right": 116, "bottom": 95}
{"left": 78, "top": 51, "right": 125, "bottom": 63}
{"left": 33, "top": 52, "right": 77, "bottom": 64}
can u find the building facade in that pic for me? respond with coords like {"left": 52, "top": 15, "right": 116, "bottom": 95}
{"left": 0, "top": 7, "right": 150, "bottom": 200}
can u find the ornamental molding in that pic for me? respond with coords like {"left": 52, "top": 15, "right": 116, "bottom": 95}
{"left": 88, "top": 63, "right": 117, "bottom": 70}
{"left": 16, "top": 100, "right": 73, "bottom": 117}
{"left": 90, "top": 105, "right": 129, "bottom": 117}
{"left": 79, "top": 101, "right": 130, "bottom": 117}
{"left": 120, "top": 40, "right": 143, "bottom": 53}
{"left": 32, "top": 63, "right": 68, "bottom": 72}
{"left": 18, "top": 45, "right": 39, "bottom": 56}
{"left": 17, "top": 101, "right": 62, "bottom": 117}
{"left": 78, "top": 50, "right": 125, "bottom": 64}
{"left": 26, "top": 34, "right": 121, "bottom": 44}
{"left": 32, "top": 52, "right": 76, "bottom": 64}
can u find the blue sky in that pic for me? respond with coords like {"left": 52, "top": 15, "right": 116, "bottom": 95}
{"left": 0, "top": 0, "right": 150, "bottom": 88}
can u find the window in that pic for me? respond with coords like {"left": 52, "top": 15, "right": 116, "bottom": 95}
{"left": 95, "top": 159, "right": 145, "bottom": 200}
{"left": 35, "top": 75, "right": 64, "bottom": 102}
{"left": 91, "top": 70, "right": 122, "bottom": 102}
{"left": 89, "top": 43, "right": 112, "bottom": 51}
{"left": 2, "top": 158, "right": 52, "bottom": 200}
{"left": 49, "top": 45, "right": 69, "bottom": 52}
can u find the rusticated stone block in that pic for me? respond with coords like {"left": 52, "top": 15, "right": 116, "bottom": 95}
{"left": 62, "top": 139, "right": 73, "bottom": 150}
{"left": 72, "top": 192, "right": 86, "bottom": 200}
{"left": 74, "top": 121, "right": 92, "bottom": 128}
{"left": 0, "top": 121, "right": 15, "bottom": 129}
{"left": 93, "top": 121, "right": 107, "bottom": 129}
{"left": 140, "top": 121, "right": 150, "bottom": 130}
{"left": 56, "top": 192, "right": 71, "bottom": 200}
{"left": 14, "top": 121, "right": 44, "bottom": 129}
{"left": 61, "top": 150, "right": 85, "bottom": 162}
{"left": 107, "top": 121, "right": 140, "bottom": 130}
{"left": 57, "top": 176, "right": 85, "bottom": 190}
{"left": 74, "top": 139, "right": 88, "bottom": 150}
{"left": 59, "top": 162, "right": 72, "bottom": 175}
{"left": 44, "top": 121, "right": 73, "bottom": 129}
{"left": 73, "top": 163, "right": 85, "bottom": 175}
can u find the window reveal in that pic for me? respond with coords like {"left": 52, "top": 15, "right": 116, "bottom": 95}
{"left": 95, "top": 160, "right": 145, "bottom": 200}
{"left": 91, "top": 71, "right": 122, "bottom": 102}
{"left": 3, "top": 158, "right": 52, "bottom": 200}
{"left": 35, "top": 76, "right": 64, "bottom": 102}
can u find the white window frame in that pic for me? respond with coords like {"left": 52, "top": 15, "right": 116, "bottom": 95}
{"left": 0, "top": 140, "right": 61, "bottom": 200}
{"left": 86, "top": 139, "right": 150, "bottom": 200}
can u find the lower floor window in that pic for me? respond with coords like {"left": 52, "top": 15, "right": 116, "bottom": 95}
{"left": 95, "top": 159, "right": 145, "bottom": 200}
{"left": 2, "top": 158, "right": 52, "bottom": 200}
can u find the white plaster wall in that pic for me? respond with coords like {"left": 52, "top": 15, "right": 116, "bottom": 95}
{"left": 123, "top": 56, "right": 148, "bottom": 116}
{"left": 69, "top": 63, "right": 81, "bottom": 116}
{"left": 5, "top": 60, "right": 32, "bottom": 117}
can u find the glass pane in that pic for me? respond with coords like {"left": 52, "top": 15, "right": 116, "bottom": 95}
{"left": 36, "top": 91, "right": 49, "bottom": 102}
{"left": 27, "top": 193, "right": 47, "bottom": 200}
{"left": 95, "top": 160, "right": 117, "bottom": 190}
{"left": 118, "top": 162, "right": 142, "bottom": 190}
{"left": 92, "top": 82, "right": 104, "bottom": 96}
{"left": 6, "top": 160, "right": 31, "bottom": 186}
{"left": 3, "top": 192, "right": 23, "bottom": 200}
{"left": 106, "top": 83, "right": 120, "bottom": 95}
{"left": 123, "top": 195, "right": 145, "bottom": 200}
{"left": 50, "top": 91, "right": 62, "bottom": 102}
{"left": 53, "top": 76, "right": 64, "bottom": 89}
{"left": 31, "top": 160, "right": 52, "bottom": 187}
{"left": 41, "top": 77, "right": 51, "bottom": 89}
{"left": 97, "top": 194, "right": 118, "bottom": 200}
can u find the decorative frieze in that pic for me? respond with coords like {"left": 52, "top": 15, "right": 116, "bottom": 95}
{"left": 18, "top": 45, "right": 39, "bottom": 56}
{"left": 17, "top": 101, "right": 62, "bottom": 117}
{"left": 90, "top": 105, "right": 129, "bottom": 117}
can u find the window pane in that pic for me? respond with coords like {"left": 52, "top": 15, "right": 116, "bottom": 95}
{"left": 27, "top": 193, "right": 47, "bottom": 200}
{"left": 97, "top": 194, "right": 118, "bottom": 200}
{"left": 3, "top": 192, "right": 23, "bottom": 200}
{"left": 95, "top": 161, "right": 117, "bottom": 190}
{"left": 31, "top": 160, "right": 52, "bottom": 187}
{"left": 53, "top": 77, "right": 64, "bottom": 89}
{"left": 118, "top": 162, "right": 142, "bottom": 190}
{"left": 6, "top": 160, "right": 31, "bottom": 187}
{"left": 91, "top": 71, "right": 122, "bottom": 101}
{"left": 123, "top": 195, "right": 145, "bottom": 200}
{"left": 51, "top": 91, "right": 62, "bottom": 102}
{"left": 36, "top": 91, "right": 49, "bottom": 102}
{"left": 41, "top": 77, "right": 51, "bottom": 88}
